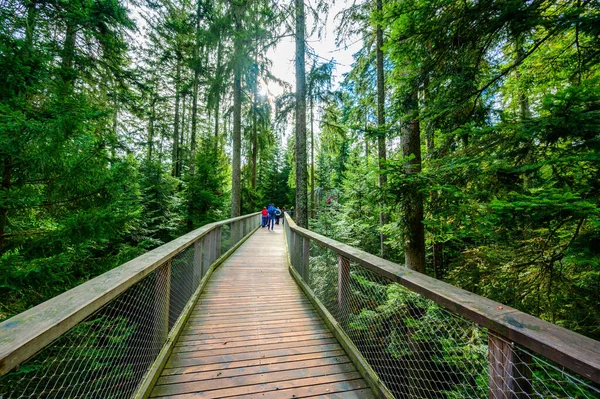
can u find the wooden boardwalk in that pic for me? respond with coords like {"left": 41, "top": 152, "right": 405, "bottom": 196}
{"left": 150, "top": 222, "right": 374, "bottom": 398}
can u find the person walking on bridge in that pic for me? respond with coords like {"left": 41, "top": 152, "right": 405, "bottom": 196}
{"left": 275, "top": 207, "right": 282, "bottom": 225}
{"left": 261, "top": 206, "right": 268, "bottom": 228}
{"left": 267, "top": 204, "right": 276, "bottom": 230}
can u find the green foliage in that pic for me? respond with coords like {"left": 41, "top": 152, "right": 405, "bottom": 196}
{"left": 186, "top": 139, "right": 229, "bottom": 227}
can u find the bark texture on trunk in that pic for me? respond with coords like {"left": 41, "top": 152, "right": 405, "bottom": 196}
{"left": 403, "top": 111, "right": 426, "bottom": 273}
{"left": 310, "top": 94, "right": 315, "bottom": 219}
{"left": 376, "top": 0, "right": 387, "bottom": 258}
{"left": 214, "top": 40, "right": 223, "bottom": 146}
{"left": 231, "top": 42, "right": 242, "bottom": 218}
{"left": 172, "top": 58, "right": 182, "bottom": 178}
{"left": 251, "top": 63, "right": 258, "bottom": 192}
{"left": 295, "top": 0, "right": 308, "bottom": 228}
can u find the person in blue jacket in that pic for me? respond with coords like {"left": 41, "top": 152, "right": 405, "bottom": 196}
{"left": 267, "top": 204, "right": 276, "bottom": 230}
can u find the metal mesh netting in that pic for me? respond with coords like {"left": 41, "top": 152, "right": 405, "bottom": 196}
{"left": 0, "top": 261, "right": 172, "bottom": 399}
{"left": 297, "top": 238, "right": 600, "bottom": 399}
{"left": 0, "top": 216, "right": 259, "bottom": 399}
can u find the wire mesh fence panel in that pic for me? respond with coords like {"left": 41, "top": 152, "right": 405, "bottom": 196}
{"left": 0, "top": 262, "right": 171, "bottom": 399}
{"left": 0, "top": 213, "right": 261, "bottom": 399}
{"left": 488, "top": 335, "right": 600, "bottom": 399}
{"left": 304, "top": 242, "right": 600, "bottom": 399}
{"left": 168, "top": 245, "right": 196, "bottom": 331}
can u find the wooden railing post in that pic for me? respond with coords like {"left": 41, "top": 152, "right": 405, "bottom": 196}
{"left": 338, "top": 255, "right": 350, "bottom": 316}
{"left": 193, "top": 239, "right": 203, "bottom": 282}
{"left": 488, "top": 331, "right": 532, "bottom": 399}
{"left": 154, "top": 261, "right": 171, "bottom": 344}
{"left": 293, "top": 232, "right": 301, "bottom": 272}
{"left": 215, "top": 226, "right": 222, "bottom": 259}
{"left": 203, "top": 230, "right": 214, "bottom": 273}
{"left": 302, "top": 236, "right": 310, "bottom": 283}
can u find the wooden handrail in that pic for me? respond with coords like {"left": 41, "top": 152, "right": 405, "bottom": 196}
{"left": 284, "top": 213, "right": 600, "bottom": 385}
{"left": 0, "top": 212, "right": 260, "bottom": 376}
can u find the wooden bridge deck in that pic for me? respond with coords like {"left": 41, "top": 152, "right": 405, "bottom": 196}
{"left": 149, "top": 223, "right": 374, "bottom": 398}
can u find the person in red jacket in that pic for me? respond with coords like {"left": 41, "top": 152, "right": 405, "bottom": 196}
{"left": 261, "top": 207, "right": 268, "bottom": 228}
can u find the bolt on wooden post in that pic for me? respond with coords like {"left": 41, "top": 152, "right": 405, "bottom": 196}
{"left": 488, "top": 331, "right": 532, "bottom": 399}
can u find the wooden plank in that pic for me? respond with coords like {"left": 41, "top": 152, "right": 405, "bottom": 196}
{"left": 151, "top": 364, "right": 360, "bottom": 397}
{"left": 187, "top": 309, "right": 318, "bottom": 323}
{"left": 174, "top": 333, "right": 334, "bottom": 351}
{"left": 170, "top": 337, "right": 339, "bottom": 359}
{"left": 134, "top": 221, "right": 262, "bottom": 399}
{"left": 179, "top": 322, "right": 327, "bottom": 339}
{"left": 151, "top": 224, "right": 374, "bottom": 398}
{"left": 186, "top": 314, "right": 323, "bottom": 328}
{"left": 177, "top": 327, "right": 331, "bottom": 343}
{"left": 285, "top": 212, "right": 600, "bottom": 384}
{"left": 151, "top": 374, "right": 364, "bottom": 398}
{"left": 0, "top": 212, "right": 260, "bottom": 376}
{"left": 227, "top": 381, "right": 373, "bottom": 399}
{"left": 181, "top": 317, "right": 325, "bottom": 334}
{"left": 157, "top": 356, "right": 351, "bottom": 385}
{"left": 189, "top": 305, "right": 314, "bottom": 318}
{"left": 162, "top": 349, "right": 347, "bottom": 376}
{"left": 189, "top": 303, "right": 313, "bottom": 315}
{"left": 192, "top": 298, "right": 311, "bottom": 307}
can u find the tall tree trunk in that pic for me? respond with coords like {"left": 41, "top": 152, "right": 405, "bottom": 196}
{"left": 364, "top": 115, "right": 369, "bottom": 165}
{"left": 172, "top": 58, "right": 182, "bottom": 178}
{"left": 310, "top": 93, "right": 315, "bottom": 219}
{"left": 214, "top": 40, "right": 223, "bottom": 146}
{"left": 516, "top": 43, "right": 530, "bottom": 120}
{"left": 25, "top": 0, "right": 37, "bottom": 46}
{"left": 403, "top": 99, "right": 426, "bottom": 273}
{"left": 148, "top": 97, "right": 156, "bottom": 162}
{"left": 251, "top": 65, "right": 258, "bottom": 192}
{"left": 0, "top": 158, "right": 11, "bottom": 250}
{"left": 2, "top": 1, "right": 37, "bottom": 249}
{"left": 295, "top": 0, "right": 308, "bottom": 228}
{"left": 231, "top": 34, "right": 242, "bottom": 217}
{"left": 190, "top": 44, "right": 200, "bottom": 175}
{"left": 423, "top": 81, "right": 435, "bottom": 157}
{"left": 376, "top": 0, "right": 387, "bottom": 258}
{"left": 181, "top": 92, "right": 187, "bottom": 166}
{"left": 433, "top": 242, "right": 443, "bottom": 279}
{"left": 423, "top": 81, "right": 443, "bottom": 277}
{"left": 60, "top": 21, "right": 77, "bottom": 99}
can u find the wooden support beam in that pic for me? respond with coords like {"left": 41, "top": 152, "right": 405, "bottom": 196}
{"left": 488, "top": 331, "right": 532, "bottom": 399}
{"left": 203, "top": 230, "right": 214, "bottom": 271}
{"left": 338, "top": 255, "right": 350, "bottom": 317}
{"left": 193, "top": 240, "right": 202, "bottom": 284}
{"left": 214, "top": 226, "right": 222, "bottom": 259}
{"left": 154, "top": 261, "right": 171, "bottom": 345}
{"left": 302, "top": 237, "right": 310, "bottom": 283}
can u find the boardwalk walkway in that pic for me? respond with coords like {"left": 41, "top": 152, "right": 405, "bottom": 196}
{"left": 149, "top": 223, "right": 374, "bottom": 398}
